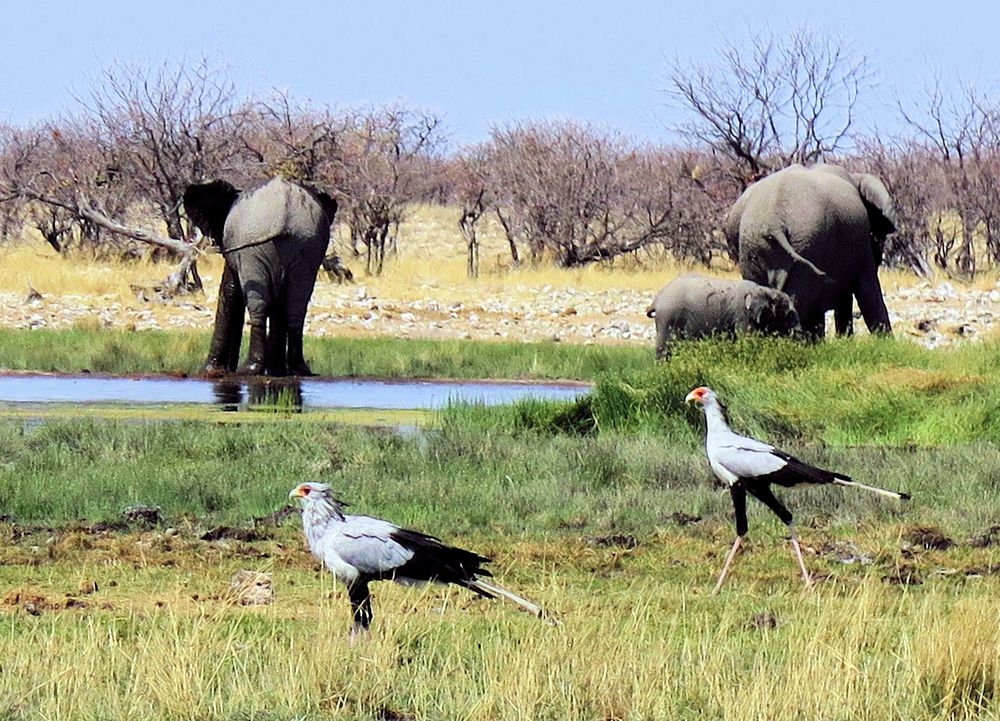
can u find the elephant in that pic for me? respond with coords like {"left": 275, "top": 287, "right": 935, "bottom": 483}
{"left": 723, "top": 163, "right": 897, "bottom": 338}
{"left": 183, "top": 177, "right": 338, "bottom": 376}
{"left": 645, "top": 274, "right": 800, "bottom": 359}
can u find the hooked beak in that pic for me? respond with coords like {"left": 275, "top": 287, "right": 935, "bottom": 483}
{"left": 685, "top": 387, "right": 707, "bottom": 405}
{"left": 289, "top": 484, "right": 309, "bottom": 500}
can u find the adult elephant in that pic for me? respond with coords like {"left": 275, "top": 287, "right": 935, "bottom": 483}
{"left": 723, "top": 163, "right": 897, "bottom": 338}
{"left": 183, "top": 177, "right": 338, "bottom": 376}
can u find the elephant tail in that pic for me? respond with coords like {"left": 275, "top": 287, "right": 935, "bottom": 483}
{"left": 645, "top": 304, "right": 656, "bottom": 318}
{"left": 767, "top": 228, "right": 835, "bottom": 292}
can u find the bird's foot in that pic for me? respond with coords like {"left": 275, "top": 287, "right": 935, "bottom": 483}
{"left": 711, "top": 536, "right": 744, "bottom": 595}
{"left": 789, "top": 535, "right": 813, "bottom": 591}
{"left": 349, "top": 625, "right": 370, "bottom": 644}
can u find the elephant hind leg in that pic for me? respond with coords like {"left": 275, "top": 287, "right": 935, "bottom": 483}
{"left": 203, "top": 263, "right": 245, "bottom": 375}
{"left": 266, "top": 297, "right": 289, "bottom": 377}
{"left": 800, "top": 311, "right": 826, "bottom": 341}
{"left": 853, "top": 268, "right": 892, "bottom": 335}
{"left": 834, "top": 295, "right": 854, "bottom": 337}
{"left": 284, "top": 266, "right": 321, "bottom": 377}
{"left": 237, "top": 322, "right": 268, "bottom": 376}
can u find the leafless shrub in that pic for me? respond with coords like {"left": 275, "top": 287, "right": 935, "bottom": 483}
{"left": 448, "top": 145, "right": 493, "bottom": 277}
{"left": 667, "top": 26, "right": 871, "bottom": 185}
{"left": 334, "top": 106, "right": 444, "bottom": 275}
{"left": 238, "top": 89, "right": 349, "bottom": 185}
{"left": 84, "top": 58, "right": 250, "bottom": 245}
{"left": 468, "top": 121, "right": 733, "bottom": 269}
{"left": 897, "top": 78, "right": 1000, "bottom": 277}
{"left": 0, "top": 58, "right": 252, "bottom": 292}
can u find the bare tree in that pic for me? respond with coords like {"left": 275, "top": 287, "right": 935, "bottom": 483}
{"left": 448, "top": 147, "right": 492, "bottom": 277}
{"left": 0, "top": 122, "right": 198, "bottom": 277}
{"left": 667, "top": 27, "right": 871, "bottom": 185}
{"left": 334, "top": 106, "right": 444, "bottom": 275}
{"left": 238, "top": 89, "right": 349, "bottom": 185}
{"left": 898, "top": 78, "right": 1000, "bottom": 276}
{"left": 84, "top": 58, "right": 250, "bottom": 246}
{"left": 0, "top": 58, "right": 252, "bottom": 291}
{"left": 485, "top": 121, "right": 627, "bottom": 266}
{"left": 479, "top": 121, "right": 730, "bottom": 267}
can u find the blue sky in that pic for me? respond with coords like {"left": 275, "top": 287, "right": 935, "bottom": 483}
{"left": 2, "top": 0, "right": 998, "bottom": 146}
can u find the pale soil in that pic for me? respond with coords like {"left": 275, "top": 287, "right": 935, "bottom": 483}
{"left": 3, "top": 205, "right": 1000, "bottom": 350}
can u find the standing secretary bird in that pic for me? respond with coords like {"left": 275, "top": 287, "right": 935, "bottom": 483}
{"left": 290, "top": 482, "right": 546, "bottom": 634}
{"left": 685, "top": 387, "right": 910, "bottom": 594}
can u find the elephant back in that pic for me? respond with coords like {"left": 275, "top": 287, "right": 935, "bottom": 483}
{"left": 223, "top": 178, "right": 334, "bottom": 252}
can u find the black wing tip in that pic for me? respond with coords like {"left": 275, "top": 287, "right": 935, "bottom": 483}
{"left": 899, "top": 491, "right": 912, "bottom": 501}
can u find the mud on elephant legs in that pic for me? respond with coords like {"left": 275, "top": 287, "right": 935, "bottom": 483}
{"left": 203, "top": 263, "right": 245, "bottom": 376}
{"left": 265, "top": 301, "right": 289, "bottom": 377}
{"left": 238, "top": 322, "right": 268, "bottom": 376}
{"left": 286, "top": 326, "right": 313, "bottom": 376}
{"left": 854, "top": 268, "right": 892, "bottom": 335}
{"left": 834, "top": 295, "right": 855, "bottom": 337}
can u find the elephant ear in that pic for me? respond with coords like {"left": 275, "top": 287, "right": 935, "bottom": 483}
{"left": 722, "top": 193, "right": 747, "bottom": 262}
{"left": 855, "top": 173, "right": 897, "bottom": 242}
{"left": 183, "top": 180, "right": 240, "bottom": 241}
{"left": 744, "top": 292, "right": 764, "bottom": 325}
{"left": 314, "top": 190, "right": 339, "bottom": 224}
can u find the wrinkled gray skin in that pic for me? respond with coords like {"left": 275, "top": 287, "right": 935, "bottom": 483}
{"left": 724, "top": 163, "right": 897, "bottom": 339}
{"left": 183, "top": 177, "right": 338, "bottom": 376}
{"left": 645, "top": 274, "right": 801, "bottom": 359}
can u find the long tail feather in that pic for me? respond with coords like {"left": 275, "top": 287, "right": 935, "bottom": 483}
{"left": 468, "top": 579, "right": 556, "bottom": 624}
{"left": 833, "top": 478, "right": 910, "bottom": 500}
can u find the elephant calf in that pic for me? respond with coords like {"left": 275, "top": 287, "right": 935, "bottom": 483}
{"left": 646, "top": 274, "right": 800, "bottom": 359}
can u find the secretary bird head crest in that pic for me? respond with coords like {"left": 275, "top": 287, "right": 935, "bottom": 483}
{"left": 685, "top": 386, "right": 714, "bottom": 405}
{"left": 684, "top": 386, "right": 731, "bottom": 423}
{"left": 289, "top": 482, "right": 351, "bottom": 509}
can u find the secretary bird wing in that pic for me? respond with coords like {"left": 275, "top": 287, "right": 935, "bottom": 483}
{"left": 322, "top": 517, "right": 415, "bottom": 575}
{"left": 760, "top": 449, "right": 842, "bottom": 487}
{"left": 712, "top": 442, "right": 788, "bottom": 480}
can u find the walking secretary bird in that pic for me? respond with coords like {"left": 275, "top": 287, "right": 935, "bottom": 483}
{"left": 290, "top": 482, "right": 548, "bottom": 634}
{"left": 685, "top": 387, "right": 910, "bottom": 594}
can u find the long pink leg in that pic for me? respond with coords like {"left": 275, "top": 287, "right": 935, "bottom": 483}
{"left": 789, "top": 528, "right": 812, "bottom": 590}
{"left": 711, "top": 536, "right": 743, "bottom": 595}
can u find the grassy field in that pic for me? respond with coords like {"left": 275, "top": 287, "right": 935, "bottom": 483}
{"left": 0, "top": 412, "right": 997, "bottom": 720}
{"left": 2, "top": 215, "right": 1000, "bottom": 719}
{"left": 0, "top": 327, "right": 649, "bottom": 380}
{"left": 0, "top": 334, "right": 998, "bottom": 719}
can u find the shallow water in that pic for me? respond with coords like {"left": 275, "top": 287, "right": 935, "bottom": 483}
{"left": 0, "top": 373, "right": 589, "bottom": 412}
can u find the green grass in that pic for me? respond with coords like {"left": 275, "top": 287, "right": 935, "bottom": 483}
{"left": 0, "top": 416, "right": 994, "bottom": 536}
{"left": 0, "top": 541, "right": 996, "bottom": 721}
{"left": 457, "top": 334, "right": 1000, "bottom": 446}
{"left": 0, "top": 327, "right": 648, "bottom": 380}
{"left": 2, "top": 331, "right": 1000, "bottom": 719}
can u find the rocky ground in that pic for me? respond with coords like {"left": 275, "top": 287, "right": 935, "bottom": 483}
{"left": 3, "top": 275, "right": 999, "bottom": 350}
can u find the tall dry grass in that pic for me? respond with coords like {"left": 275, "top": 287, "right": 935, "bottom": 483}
{"left": 0, "top": 563, "right": 996, "bottom": 721}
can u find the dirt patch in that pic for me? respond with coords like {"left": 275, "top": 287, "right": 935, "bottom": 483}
{"left": 226, "top": 570, "right": 273, "bottom": 606}
{"left": 882, "top": 564, "right": 924, "bottom": 586}
{"left": 903, "top": 526, "right": 954, "bottom": 551}
{"left": 968, "top": 525, "right": 1000, "bottom": 548}
{"left": 818, "top": 540, "right": 875, "bottom": 565}
{"left": 3, "top": 588, "right": 90, "bottom": 614}
{"left": 586, "top": 534, "right": 639, "bottom": 549}
{"left": 200, "top": 526, "right": 273, "bottom": 542}
{"left": 747, "top": 611, "right": 780, "bottom": 630}
{"left": 252, "top": 505, "right": 300, "bottom": 526}
{"left": 665, "top": 512, "right": 702, "bottom": 527}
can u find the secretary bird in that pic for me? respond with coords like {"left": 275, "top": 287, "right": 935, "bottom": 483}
{"left": 289, "top": 482, "right": 546, "bottom": 634}
{"left": 685, "top": 386, "right": 910, "bottom": 594}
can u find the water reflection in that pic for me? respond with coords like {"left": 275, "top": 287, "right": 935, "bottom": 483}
{"left": 0, "top": 373, "right": 589, "bottom": 411}
{"left": 212, "top": 379, "right": 304, "bottom": 413}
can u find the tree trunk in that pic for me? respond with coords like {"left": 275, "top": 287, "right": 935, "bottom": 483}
{"left": 496, "top": 209, "right": 520, "bottom": 265}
